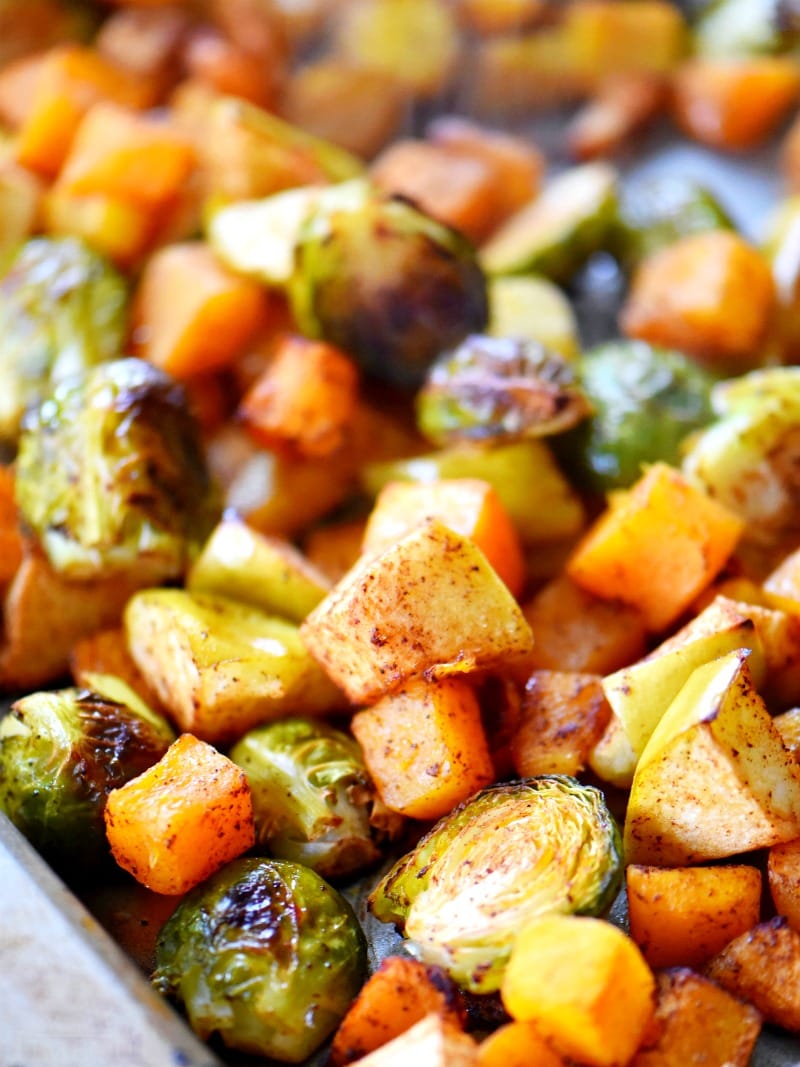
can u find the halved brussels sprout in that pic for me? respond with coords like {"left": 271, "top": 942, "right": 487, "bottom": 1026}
{"left": 230, "top": 717, "right": 403, "bottom": 881}
{"left": 369, "top": 776, "right": 622, "bottom": 994}
{"left": 0, "top": 236, "right": 127, "bottom": 442}
{"left": 415, "top": 334, "right": 590, "bottom": 447}
{"left": 288, "top": 190, "right": 489, "bottom": 387}
{"left": 0, "top": 685, "right": 175, "bottom": 874}
{"left": 14, "top": 357, "right": 219, "bottom": 581}
{"left": 153, "top": 857, "right": 367, "bottom": 1063}
{"left": 555, "top": 340, "right": 716, "bottom": 493}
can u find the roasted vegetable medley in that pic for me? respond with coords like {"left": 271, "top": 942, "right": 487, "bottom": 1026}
{"left": 5, "top": 0, "right": 800, "bottom": 1064}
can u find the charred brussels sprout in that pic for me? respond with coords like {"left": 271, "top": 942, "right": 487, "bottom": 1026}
{"left": 15, "top": 357, "right": 219, "bottom": 581}
{"left": 288, "top": 190, "right": 489, "bottom": 387}
{"left": 0, "top": 236, "right": 127, "bottom": 442}
{"left": 556, "top": 340, "right": 716, "bottom": 493}
{"left": 369, "top": 776, "right": 622, "bottom": 994}
{"left": 0, "top": 685, "right": 174, "bottom": 873}
{"left": 153, "top": 857, "right": 367, "bottom": 1063}
{"left": 230, "top": 718, "right": 402, "bottom": 881}
{"left": 415, "top": 334, "right": 590, "bottom": 447}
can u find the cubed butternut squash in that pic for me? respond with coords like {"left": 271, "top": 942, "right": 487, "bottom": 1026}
{"left": 104, "top": 733, "right": 255, "bottom": 895}
{"left": 768, "top": 837, "right": 800, "bottom": 933}
{"left": 620, "top": 230, "right": 776, "bottom": 371}
{"left": 672, "top": 57, "right": 800, "bottom": 153}
{"left": 566, "top": 463, "right": 743, "bottom": 633}
{"left": 626, "top": 864, "right": 763, "bottom": 969}
{"left": 520, "top": 573, "right": 647, "bottom": 674}
{"left": 130, "top": 241, "right": 270, "bottom": 379}
{"left": 330, "top": 955, "right": 466, "bottom": 1066}
{"left": 56, "top": 101, "right": 196, "bottom": 212}
{"left": 630, "top": 968, "right": 761, "bottom": 1067}
{"left": 501, "top": 914, "right": 655, "bottom": 1067}
{"left": 237, "top": 335, "right": 359, "bottom": 459}
{"left": 706, "top": 917, "right": 800, "bottom": 1032}
{"left": 476, "top": 1020, "right": 567, "bottom": 1067}
{"left": 511, "top": 670, "right": 611, "bottom": 778}
{"left": 352, "top": 676, "right": 494, "bottom": 820}
{"left": 15, "top": 45, "right": 149, "bottom": 178}
{"left": 361, "top": 478, "right": 526, "bottom": 598}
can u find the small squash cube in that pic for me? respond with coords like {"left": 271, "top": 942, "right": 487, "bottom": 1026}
{"left": 131, "top": 241, "right": 270, "bottom": 379}
{"left": 300, "top": 518, "right": 533, "bottom": 705}
{"left": 501, "top": 914, "right": 655, "bottom": 1067}
{"left": 362, "top": 478, "right": 526, "bottom": 597}
{"left": 566, "top": 463, "right": 743, "bottom": 633}
{"left": 476, "top": 1020, "right": 567, "bottom": 1067}
{"left": 511, "top": 670, "right": 611, "bottom": 778}
{"left": 768, "top": 837, "right": 800, "bottom": 933}
{"left": 15, "top": 45, "right": 148, "bottom": 178}
{"left": 104, "top": 733, "right": 255, "bottom": 895}
{"left": 706, "top": 917, "right": 800, "bottom": 1033}
{"left": 237, "top": 334, "right": 359, "bottom": 459}
{"left": 626, "top": 864, "right": 762, "bottom": 969}
{"left": 56, "top": 101, "right": 196, "bottom": 212}
{"left": 672, "top": 57, "right": 800, "bottom": 153}
{"left": 631, "top": 968, "right": 761, "bottom": 1067}
{"left": 352, "top": 676, "right": 494, "bottom": 820}
{"left": 330, "top": 955, "right": 465, "bottom": 1066}
{"left": 620, "top": 230, "right": 775, "bottom": 371}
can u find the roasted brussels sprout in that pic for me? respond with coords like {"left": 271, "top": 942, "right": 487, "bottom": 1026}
{"left": 0, "top": 684, "right": 175, "bottom": 873}
{"left": 613, "top": 175, "right": 733, "bottom": 272}
{"left": 0, "top": 236, "right": 127, "bottom": 442}
{"left": 230, "top": 717, "right": 403, "bottom": 881}
{"left": 415, "top": 334, "right": 590, "bottom": 447}
{"left": 556, "top": 340, "right": 716, "bottom": 493}
{"left": 369, "top": 776, "right": 622, "bottom": 994}
{"left": 288, "top": 189, "right": 489, "bottom": 387}
{"left": 153, "top": 857, "right": 367, "bottom": 1063}
{"left": 682, "top": 366, "right": 800, "bottom": 545}
{"left": 14, "top": 357, "right": 219, "bottom": 581}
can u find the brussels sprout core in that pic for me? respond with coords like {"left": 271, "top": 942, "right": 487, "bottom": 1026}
{"left": 154, "top": 857, "right": 367, "bottom": 1063}
{"left": 15, "top": 357, "right": 218, "bottom": 581}
{"left": 369, "top": 776, "right": 623, "bottom": 993}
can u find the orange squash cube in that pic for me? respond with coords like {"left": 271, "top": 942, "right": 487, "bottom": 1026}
{"left": 620, "top": 230, "right": 775, "bottom": 371}
{"left": 626, "top": 864, "right": 763, "bottom": 969}
{"left": 352, "top": 676, "right": 494, "bottom": 820}
{"left": 131, "top": 241, "right": 270, "bottom": 378}
{"left": 15, "top": 45, "right": 148, "bottom": 178}
{"left": 56, "top": 102, "right": 196, "bottom": 212}
{"left": 362, "top": 478, "right": 526, "bottom": 598}
{"left": 502, "top": 914, "right": 655, "bottom": 1067}
{"left": 566, "top": 463, "right": 744, "bottom": 633}
{"left": 238, "top": 335, "right": 359, "bottom": 459}
{"left": 672, "top": 57, "right": 800, "bottom": 153}
{"left": 104, "top": 733, "right": 255, "bottom": 895}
